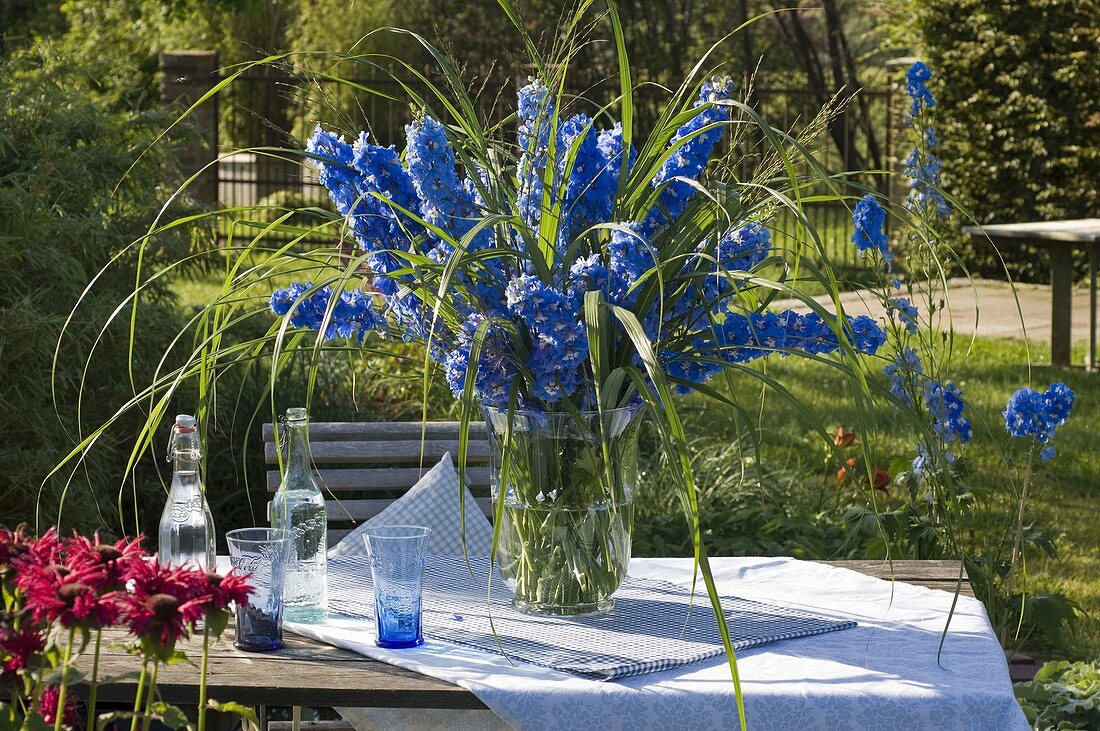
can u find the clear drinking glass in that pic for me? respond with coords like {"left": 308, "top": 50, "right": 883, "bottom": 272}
{"left": 225, "top": 528, "right": 292, "bottom": 652}
{"left": 363, "top": 526, "right": 432, "bottom": 649}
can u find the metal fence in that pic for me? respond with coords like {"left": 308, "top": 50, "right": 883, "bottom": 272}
{"left": 214, "top": 71, "right": 899, "bottom": 266}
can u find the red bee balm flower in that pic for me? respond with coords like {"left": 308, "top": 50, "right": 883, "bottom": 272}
{"left": 0, "top": 625, "right": 45, "bottom": 675}
{"left": 0, "top": 525, "right": 35, "bottom": 577}
{"left": 122, "top": 560, "right": 208, "bottom": 650}
{"left": 18, "top": 563, "right": 118, "bottom": 629}
{"left": 24, "top": 528, "right": 62, "bottom": 566}
{"left": 37, "top": 684, "right": 79, "bottom": 727}
{"left": 65, "top": 533, "right": 146, "bottom": 592}
{"left": 199, "top": 569, "right": 254, "bottom": 611}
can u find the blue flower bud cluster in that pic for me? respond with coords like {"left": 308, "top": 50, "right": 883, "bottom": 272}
{"left": 905, "top": 61, "right": 935, "bottom": 119}
{"left": 882, "top": 346, "right": 971, "bottom": 466}
{"left": 699, "top": 223, "right": 771, "bottom": 304}
{"left": 505, "top": 274, "right": 589, "bottom": 402}
{"left": 851, "top": 195, "right": 891, "bottom": 265}
{"left": 884, "top": 347, "right": 923, "bottom": 407}
{"left": 516, "top": 80, "right": 554, "bottom": 232}
{"left": 904, "top": 147, "right": 950, "bottom": 220}
{"left": 1003, "top": 383, "right": 1075, "bottom": 461}
{"left": 665, "top": 310, "right": 885, "bottom": 393}
{"left": 306, "top": 126, "right": 424, "bottom": 279}
{"left": 442, "top": 313, "right": 518, "bottom": 407}
{"left": 924, "top": 380, "right": 972, "bottom": 448}
{"left": 902, "top": 62, "right": 950, "bottom": 219}
{"left": 269, "top": 282, "right": 386, "bottom": 342}
{"left": 405, "top": 117, "right": 493, "bottom": 260}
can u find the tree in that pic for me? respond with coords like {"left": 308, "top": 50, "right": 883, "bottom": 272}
{"left": 767, "top": 0, "right": 891, "bottom": 177}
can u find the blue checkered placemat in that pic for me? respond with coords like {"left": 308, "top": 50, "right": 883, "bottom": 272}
{"left": 326, "top": 555, "right": 856, "bottom": 681}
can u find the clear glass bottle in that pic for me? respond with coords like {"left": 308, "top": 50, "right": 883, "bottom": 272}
{"left": 270, "top": 407, "right": 328, "bottom": 622}
{"left": 158, "top": 414, "right": 216, "bottom": 570}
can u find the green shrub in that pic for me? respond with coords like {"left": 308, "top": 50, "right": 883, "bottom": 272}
{"left": 0, "top": 48, "right": 205, "bottom": 535}
{"left": 1015, "top": 661, "right": 1100, "bottom": 730}
{"left": 915, "top": 0, "right": 1100, "bottom": 282}
{"left": 633, "top": 425, "right": 874, "bottom": 559}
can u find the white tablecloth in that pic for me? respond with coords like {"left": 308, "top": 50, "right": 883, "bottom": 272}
{"left": 285, "top": 557, "right": 1028, "bottom": 730}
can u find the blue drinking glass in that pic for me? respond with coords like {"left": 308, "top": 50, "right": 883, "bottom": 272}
{"left": 363, "top": 526, "right": 432, "bottom": 649}
{"left": 226, "top": 528, "right": 292, "bottom": 651}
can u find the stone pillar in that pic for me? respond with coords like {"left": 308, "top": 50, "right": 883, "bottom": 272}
{"left": 160, "top": 51, "right": 219, "bottom": 205}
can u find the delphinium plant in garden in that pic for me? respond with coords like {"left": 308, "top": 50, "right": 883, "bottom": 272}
{"left": 841, "top": 61, "right": 1077, "bottom": 650}
{"left": 0, "top": 526, "right": 255, "bottom": 730}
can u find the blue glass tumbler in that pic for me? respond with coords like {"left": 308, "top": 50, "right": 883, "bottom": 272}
{"left": 362, "top": 526, "right": 432, "bottom": 649}
{"left": 226, "top": 528, "right": 292, "bottom": 651}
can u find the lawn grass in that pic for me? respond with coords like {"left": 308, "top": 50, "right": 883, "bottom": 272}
{"left": 649, "top": 336, "right": 1099, "bottom": 661}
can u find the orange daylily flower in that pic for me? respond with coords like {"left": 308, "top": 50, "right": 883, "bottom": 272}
{"left": 833, "top": 424, "right": 857, "bottom": 449}
{"left": 836, "top": 457, "right": 859, "bottom": 484}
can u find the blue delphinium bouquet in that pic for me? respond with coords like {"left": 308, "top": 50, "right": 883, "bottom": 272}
{"left": 265, "top": 46, "right": 886, "bottom": 689}
{"left": 270, "top": 76, "right": 885, "bottom": 411}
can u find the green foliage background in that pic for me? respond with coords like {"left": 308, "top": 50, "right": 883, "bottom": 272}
{"left": 914, "top": 0, "right": 1100, "bottom": 282}
{"left": 0, "top": 48, "right": 201, "bottom": 535}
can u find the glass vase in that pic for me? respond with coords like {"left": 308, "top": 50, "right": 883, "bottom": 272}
{"left": 484, "top": 405, "right": 642, "bottom": 616}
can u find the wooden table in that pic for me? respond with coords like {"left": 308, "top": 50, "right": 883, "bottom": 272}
{"left": 962, "top": 219, "right": 1100, "bottom": 368}
{"left": 82, "top": 560, "right": 969, "bottom": 713}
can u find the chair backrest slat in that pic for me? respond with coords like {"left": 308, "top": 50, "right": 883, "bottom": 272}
{"left": 262, "top": 421, "right": 494, "bottom": 546}
{"left": 261, "top": 421, "right": 487, "bottom": 443}
{"left": 265, "top": 466, "right": 492, "bottom": 492}
{"left": 263, "top": 439, "right": 490, "bottom": 465}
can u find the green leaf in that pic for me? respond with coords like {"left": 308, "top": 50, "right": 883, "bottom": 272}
{"left": 205, "top": 609, "right": 230, "bottom": 639}
{"left": 22, "top": 711, "right": 53, "bottom": 731}
{"left": 206, "top": 700, "right": 258, "bottom": 725}
{"left": 163, "top": 649, "right": 190, "bottom": 666}
{"left": 151, "top": 702, "right": 191, "bottom": 731}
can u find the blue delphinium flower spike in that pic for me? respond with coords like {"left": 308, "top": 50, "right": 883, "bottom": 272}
{"left": 851, "top": 195, "right": 892, "bottom": 265}
{"left": 647, "top": 76, "right": 734, "bottom": 231}
{"left": 405, "top": 116, "right": 491, "bottom": 260}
